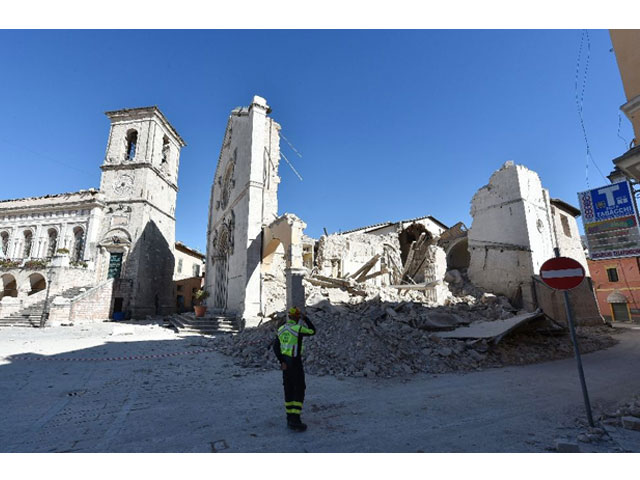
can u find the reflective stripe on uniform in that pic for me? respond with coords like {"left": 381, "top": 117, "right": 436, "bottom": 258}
{"left": 286, "top": 407, "right": 301, "bottom": 414}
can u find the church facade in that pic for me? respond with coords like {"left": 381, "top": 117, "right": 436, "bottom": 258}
{"left": 0, "top": 106, "right": 186, "bottom": 324}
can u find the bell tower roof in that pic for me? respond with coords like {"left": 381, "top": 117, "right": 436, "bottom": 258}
{"left": 105, "top": 106, "right": 186, "bottom": 147}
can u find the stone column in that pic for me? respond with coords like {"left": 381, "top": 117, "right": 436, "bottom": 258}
{"left": 33, "top": 225, "right": 43, "bottom": 258}
{"left": 60, "top": 223, "right": 69, "bottom": 250}
{"left": 285, "top": 267, "right": 306, "bottom": 314}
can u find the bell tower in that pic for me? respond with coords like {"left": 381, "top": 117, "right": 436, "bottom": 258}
{"left": 97, "top": 106, "right": 186, "bottom": 318}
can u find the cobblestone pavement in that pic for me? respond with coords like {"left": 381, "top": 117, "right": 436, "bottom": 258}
{"left": 1, "top": 322, "right": 640, "bottom": 452}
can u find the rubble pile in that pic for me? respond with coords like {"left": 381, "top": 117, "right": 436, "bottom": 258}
{"left": 209, "top": 280, "right": 617, "bottom": 377}
{"left": 599, "top": 394, "right": 640, "bottom": 429}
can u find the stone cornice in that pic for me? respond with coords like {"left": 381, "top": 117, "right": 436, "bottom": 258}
{"left": 104, "top": 199, "right": 175, "bottom": 221}
{"left": 621, "top": 94, "right": 640, "bottom": 119}
{"left": 0, "top": 198, "right": 105, "bottom": 215}
{"left": 100, "top": 162, "right": 178, "bottom": 192}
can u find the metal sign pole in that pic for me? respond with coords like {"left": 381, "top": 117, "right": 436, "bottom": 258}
{"left": 554, "top": 247, "right": 594, "bottom": 427}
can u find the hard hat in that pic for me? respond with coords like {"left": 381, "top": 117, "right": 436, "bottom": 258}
{"left": 288, "top": 307, "right": 300, "bottom": 316}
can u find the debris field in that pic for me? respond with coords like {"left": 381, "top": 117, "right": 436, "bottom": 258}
{"left": 211, "top": 271, "right": 616, "bottom": 378}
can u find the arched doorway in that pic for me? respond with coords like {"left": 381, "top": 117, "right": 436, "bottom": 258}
{"left": 212, "top": 227, "right": 231, "bottom": 310}
{"left": 446, "top": 237, "right": 470, "bottom": 270}
{"left": 28, "top": 273, "right": 46, "bottom": 295}
{"left": 1, "top": 274, "right": 18, "bottom": 299}
{"left": 607, "top": 291, "right": 631, "bottom": 323}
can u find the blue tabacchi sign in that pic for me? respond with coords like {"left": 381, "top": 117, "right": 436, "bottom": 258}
{"left": 578, "top": 180, "right": 640, "bottom": 260}
{"left": 579, "top": 181, "right": 634, "bottom": 224}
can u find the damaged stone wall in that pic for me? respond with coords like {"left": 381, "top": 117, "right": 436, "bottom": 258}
{"left": 204, "top": 96, "right": 281, "bottom": 325}
{"left": 309, "top": 220, "right": 454, "bottom": 306}
{"left": 468, "top": 161, "right": 587, "bottom": 311}
{"left": 315, "top": 232, "right": 402, "bottom": 286}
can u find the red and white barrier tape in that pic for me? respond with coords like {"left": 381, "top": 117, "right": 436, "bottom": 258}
{"left": 8, "top": 348, "right": 218, "bottom": 362}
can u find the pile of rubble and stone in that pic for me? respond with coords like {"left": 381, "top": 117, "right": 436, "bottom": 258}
{"left": 599, "top": 394, "right": 640, "bottom": 431}
{"left": 209, "top": 269, "right": 616, "bottom": 377}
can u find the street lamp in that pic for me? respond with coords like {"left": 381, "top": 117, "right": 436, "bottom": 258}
{"left": 39, "top": 266, "right": 55, "bottom": 328}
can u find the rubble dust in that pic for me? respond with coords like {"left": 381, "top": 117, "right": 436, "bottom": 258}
{"left": 209, "top": 271, "right": 617, "bottom": 378}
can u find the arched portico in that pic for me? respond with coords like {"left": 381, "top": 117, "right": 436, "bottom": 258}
{"left": 28, "top": 273, "right": 46, "bottom": 295}
{"left": 1, "top": 273, "right": 18, "bottom": 299}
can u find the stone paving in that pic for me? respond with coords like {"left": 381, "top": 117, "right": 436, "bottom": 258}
{"left": 1, "top": 322, "right": 640, "bottom": 452}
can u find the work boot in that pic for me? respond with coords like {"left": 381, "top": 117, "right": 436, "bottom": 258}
{"left": 288, "top": 414, "right": 307, "bottom": 432}
{"left": 286, "top": 413, "right": 296, "bottom": 429}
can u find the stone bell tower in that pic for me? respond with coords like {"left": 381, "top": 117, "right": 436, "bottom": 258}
{"left": 97, "top": 106, "right": 186, "bottom": 318}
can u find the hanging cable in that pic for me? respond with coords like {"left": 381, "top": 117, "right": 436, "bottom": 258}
{"left": 574, "top": 29, "right": 607, "bottom": 185}
{"left": 280, "top": 151, "right": 303, "bottom": 181}
{"left": 617, "top": 113, "right": 629, "bottom": 151}
{"left": 280, "top": 133, "right": 303, "bottom": 159}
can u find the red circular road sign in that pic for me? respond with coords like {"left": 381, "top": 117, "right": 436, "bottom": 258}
{"left": 540, "top": 256, "right": 586, "bottom": 290}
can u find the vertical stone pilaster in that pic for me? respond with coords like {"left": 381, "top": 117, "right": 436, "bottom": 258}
{"left": 285, "top": 267, "right": 306, "bottom": 314}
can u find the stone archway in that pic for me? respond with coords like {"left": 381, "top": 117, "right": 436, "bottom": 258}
{"left": 1, "top": 274, "right": 18, "bottom": 299}
{"left": 262, "top": 238, "right": 286, "bottom": 277}
{"left": 28, "top": 273, "right": 46, "bottom": 296}
{"left": 446, "top": 237, "right": 470, "bottom": 270}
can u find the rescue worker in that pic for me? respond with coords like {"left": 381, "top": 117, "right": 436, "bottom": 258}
{"left": 272, "top": 306, "right": 316, "bottom": 431}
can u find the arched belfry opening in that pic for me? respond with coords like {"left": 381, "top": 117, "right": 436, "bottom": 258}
{"left": 125, "top": 129, "right": 138, "bottom": 161}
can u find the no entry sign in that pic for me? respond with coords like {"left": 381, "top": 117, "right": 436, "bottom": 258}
{"left": 540, "top": 257, "right": 586, "bottom": 290}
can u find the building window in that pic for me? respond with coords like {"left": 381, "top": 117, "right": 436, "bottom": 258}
{"left": 161, "top": 135, "right": 170, "bottom": 167}
{"left": 125, "top": 130, "right": 138, "bottom": 161}
{"left": 73, "top": 227, "right": 85, "bottom": 262}
{"left": 607, "top": 268, "right": 619, "bottom": 282}
{"left": 220, "top": 162, "right": 234, "bottom": 210}
{"left": 1, "top": 231, "right": 9, "bottom": 256}
{"left": 23, "top": 230, "right": 33, "bottom": 258}
{"left": 560, "top": 214, "right": 572, "bottom": 238}
{"left": 193, "top": 263, "right": 200, "bottom": 277}
{"left": 177, "top": 258, "right": 183, "bottom": 273}
{"left": 46, "top": 228, "right": 58, "bottom": 258}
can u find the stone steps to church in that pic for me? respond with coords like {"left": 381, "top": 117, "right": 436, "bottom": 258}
{"left": 0, "top": 285, "right": 93, "bottom": 327}
{"left": 169, "top": 313, "right": 241, "bottom": 335}
{"left": 0, "top": 315, "right": 41, "bottom": 327}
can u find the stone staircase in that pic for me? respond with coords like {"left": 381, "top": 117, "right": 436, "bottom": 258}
{"left": 169, "top": 312, "right": 242, "bottom": 335}
{"left": 0, "top": 286, "right": 91, "bottom": 328}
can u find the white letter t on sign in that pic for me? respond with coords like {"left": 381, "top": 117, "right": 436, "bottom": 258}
{"left": 597, "top": 184, "right": 620, "bottom": 207}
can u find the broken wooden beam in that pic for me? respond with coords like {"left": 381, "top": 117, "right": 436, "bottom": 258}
{"left": 389, "top": 280, "right": 439, "bottom": 290}
{"left": 307, "top": 275, "right": 367, "bottom": 296}
{"left": 359, "top": 268, "right": 389, "bottom": 283}
{"left": 348, "top": 254, "right": 381, "bottom": 281}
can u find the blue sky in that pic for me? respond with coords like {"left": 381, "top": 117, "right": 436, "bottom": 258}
{"left": 0, "top": 30, "right": 632, "bottom": 252}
